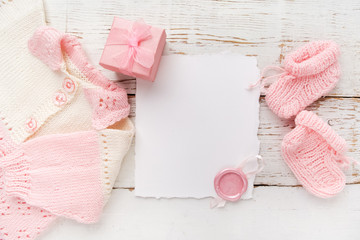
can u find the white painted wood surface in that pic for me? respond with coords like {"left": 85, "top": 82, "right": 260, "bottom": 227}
{"left": 39, "top": 186, "right": 360, "bottom": 240}
{"left": 40, "top": 0, "right": 360, "bottom": 239}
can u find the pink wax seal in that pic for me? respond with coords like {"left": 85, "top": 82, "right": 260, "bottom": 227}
{"left": 214, "top": 168, "right": 248, "bottom": 202}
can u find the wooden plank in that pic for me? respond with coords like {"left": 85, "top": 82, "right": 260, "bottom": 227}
{"left": 35, "top": 1, "right": 360, "bottom": 239}
{"left": 257, "top": 97, "right": 360, "bottom": 186}
{"left": 43, "top": 0, "right": 67, "bottom": 31}
{"left": 115, "top": 97, "right": 360, "bottom": 188}
{"left": 42, "top": 0, "right": 360, "bottom": 187}
{"left": 59, "top": 0, "right": 360, "bottom": 96}
{"left": 39, "top": 185, "right": 360, "bottom": 240}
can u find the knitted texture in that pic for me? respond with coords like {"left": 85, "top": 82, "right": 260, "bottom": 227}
{"left": 28, "top": 26, "right": 131, "bottom": 130}
{"left": 281, "top": 111, "right": 348, "bottom": 198}
{"left": 265, "top": 41, "right": 340, "bottom": 119}
{"left": 0, "top": 0, "right": 134, "bottom": 239}
{"left": 0, "top": 108, "right": 55, "bottom": 240}
{"left": 0, "top": 186, "right": 56, "bottom": 240}
{"left": 84, "top": 87, "right": 131, "bottom": 130}
{"left": 0, "top": 119, "right": 134, "bottom": 224}
{"left": 0, "top": 5, "right": 131, "bottom": 144}
{"left": 1, "top": 131, "right": 103, "bottom": 223}
{"left": 25, "top": 25, "right": 135, "bottom": 204}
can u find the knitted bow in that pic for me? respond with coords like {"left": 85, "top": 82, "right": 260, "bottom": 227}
{"left": 106, "top": 20, "right": 155, "bottom": 72}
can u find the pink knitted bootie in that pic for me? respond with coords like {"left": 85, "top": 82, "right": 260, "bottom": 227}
{"left": 281, "top": 111, "right": 349, "bottom": 198}
{"left": 265, "top": 41, "right": 340, "bottom": 119}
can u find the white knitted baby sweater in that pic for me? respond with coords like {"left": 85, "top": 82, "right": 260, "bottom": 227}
{"left": 0, "top": 0, "right": 134, "bottom": 195}
{"left": 0, "top": 0, "right": 134, "bottom": 239}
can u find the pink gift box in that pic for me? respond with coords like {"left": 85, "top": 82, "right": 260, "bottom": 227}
{"left": 100, "top": 17, "right": 166, "bottom": 82}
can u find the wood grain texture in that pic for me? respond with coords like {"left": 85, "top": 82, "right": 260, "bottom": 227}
{"left": 43, "top": 0, "right": 67, "bottom": 31}
{"left": 114, "top": 97, "right": 360, "bottom": 188}
{"left": 39, "top": 185, "right": 360, "bottom": 240}
{"left": 41, "top": 0, "right": 360, "bottom": 187}
{"left": 62, "top": 0, "right": 360, "bottom": 96}
{"left": 39, "top": 0, "right": 360, "bottom": 239}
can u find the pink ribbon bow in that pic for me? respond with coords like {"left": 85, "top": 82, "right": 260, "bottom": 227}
{"left": 106, "top": 20, "right": 155, "bottom": 72}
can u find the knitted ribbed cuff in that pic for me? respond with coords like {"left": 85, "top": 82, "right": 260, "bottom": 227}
{"left": 0, "top": 0, "right": 44, "bottom": 30}
{"left": 295, "top": 110, "right": 347, "bottom": 154}
{"left": 0, "top": 150, "right": 31, "bottom": 199}
{"left": 283, "top": 41, "right": 339, "bottom": 77}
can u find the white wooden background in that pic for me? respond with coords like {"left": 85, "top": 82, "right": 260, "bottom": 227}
{"left": 39, "top": 0, "right": 360, "bottom": 239}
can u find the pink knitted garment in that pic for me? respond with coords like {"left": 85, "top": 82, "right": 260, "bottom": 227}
{"left": 0, "top": 120, "right": 134, "bottom": 240}
{"left": 0, "top": 129, "right": 118, "bottom": 223}
{"left": 28, "top": 26, "right": 131, "bottom": 130}
{"left": 0, "top": 183, "right": 55, "bottom": 240}
{"left": 0, "top": 119, "right": 56, "bottom": 240}
{"left": 83, "top": 87, "right": 130, "bottom": 129}
{"left": 0, "top": 25, "right": 134, "bottom": 239}
{"left": 282, "top": 111, "right": 348, "bottom": 198}
{"left": 266, "top": 41, "right": 340, "bottom": 119}
{"left": 0, "top": 1, "right": 133, "bottom": 239}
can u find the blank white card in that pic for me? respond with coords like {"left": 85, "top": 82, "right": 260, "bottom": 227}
{"left": 135, "top": 54, "right": 260, "bottom": 198}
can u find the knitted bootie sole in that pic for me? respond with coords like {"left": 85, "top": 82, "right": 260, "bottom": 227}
{"left": 265, "top": 41, "right": 340, "bottom": 119}
{"left": 281, "top": 111, "right": 347, "bottom": 198}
